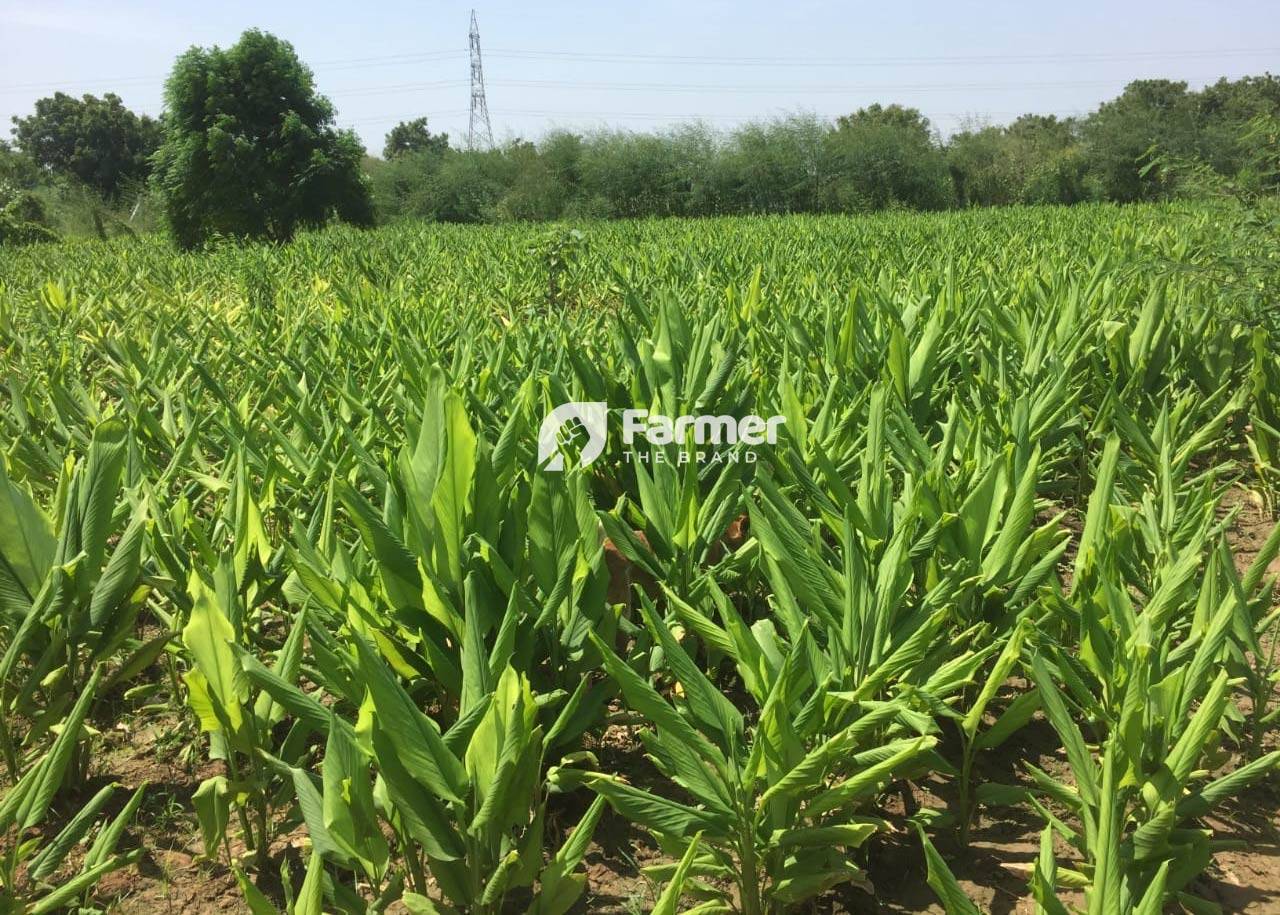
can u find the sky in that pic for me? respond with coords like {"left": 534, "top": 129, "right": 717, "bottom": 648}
{"left": 1, "top": 0, "right": 1278, "bottom": 154}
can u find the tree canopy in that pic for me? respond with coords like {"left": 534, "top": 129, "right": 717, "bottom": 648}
{"left": 10, "top": 92, "right": 160, "bottom": 198}
{"left": 382, "top": 118, "right": 450, "bottom": 159}
{"left": 151, "top": 29, "right": 373, "bottom": 248}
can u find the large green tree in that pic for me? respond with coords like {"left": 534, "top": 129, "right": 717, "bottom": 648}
{"left": 152, "top": 29, "right": 373, "bottom": 248}
{"left": 10, "top": 92, "right": 160, "bottom": 198}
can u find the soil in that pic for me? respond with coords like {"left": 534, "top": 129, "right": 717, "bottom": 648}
{"left": 56, "top": 714, "right": 245, "bottom": 913}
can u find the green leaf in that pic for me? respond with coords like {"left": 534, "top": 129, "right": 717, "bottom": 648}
{"left": 808, "top": 736, "right": 936, "bottom": 816}
{"left": 355, "top": 637, "right": 467, "bottom": 803}
{"left": 586, "top": 628, "right": 725, "bottom": 768}
{"left": 915, "top": 823, "right": 980, "bottom": 915}
{"left": 321, "top": 711, "right": 389, "bottom": 876}
{"left": 235, "top": 867, "right": 283, "bottom": 915}
{"left": 3, "top": 666, "right": 103, "bottom": 831}
{"left": 74, "top": 418, "right": 130, "bottom": 574}
{"left": 533, "top": 796, "right": 606, "bottom": 915}
{"left": 28, "top": 852, "right": 140, "bottom": 915}
{"left": 293, "top": 849, "right": 325, "bottom": 915}
{"left": 973, "top": 688, "right": 1040, "bottom": 752}
{"left": 1030, "top": 653, "right": 1097, "bottom": 809}
{"left": 759, "top": 704, "right": 899, "bottom": 808}
{"left": 84, "top": 782, "right": 146, "bottom": 870}
{"left": 576, "top": 771, "right": 729, "bottom": 836}
{"left": 982, "top": 447, "right": 1041, "bottom": 585}
{"left": 771, "top": 823, "right": 879, "bottom": 849}
{"left": 0, "top": 456, "right": 55, "bottom": 614}
{"left": 182, "top": 573, "right": 247, "bottom": 735}
{"left": 963, "top": 621, "right": 1028, "bottom": 740}
{"left": 29, "top": 782, "right": 117, "bottom": 880}
{"left": 337, "top": 480, "right": 424, "bottom": 614}
{"left": 193, "top": 775, "right": 231, "bottom": 860}
{"left": 1133, "top": 861, "right": 1170, "bottom": 915}
{"left": 370, "top": 725, "right": 464, "bottom": 861}
{"left": 402, "top": 893, "right": 444, "bottom": 915}
{"left": 1029, "top": 824, "right": 1070, "bottom": 915}
{"left": 652, "top": 832, "right": 703, "bottom": 915}
{"left": 638, "top": 598, "right": 743, "bottom": 749}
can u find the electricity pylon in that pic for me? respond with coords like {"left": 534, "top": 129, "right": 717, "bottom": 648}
{"left": 467, "top": 9, "right": 494, "bottom": 149}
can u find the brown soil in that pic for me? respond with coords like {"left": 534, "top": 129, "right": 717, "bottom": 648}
{"left": 59, "top": 712, "right": 248, "bottom": 914}
{"left": 1222, "top": 485, "right": 1280, "bottom": 580}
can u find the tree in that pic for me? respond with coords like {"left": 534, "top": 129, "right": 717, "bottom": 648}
{"left": 578, "top": 130, "right": 691, "bottom": 218}
{"left": 1194, "top": 75, "right": 1280, "bottom": 177}
{"left": 383, "top": 118, "right": 450, "bottom": 159}
{"left": 348, "top": 74, "right": 1280, "bottom": 225}
{"left": 947, "top": 122, "right": 1020, "bottom": 207}
{"left": 0, "top": 139, "right": 40, "bottom": 192}
{"left": 836, "top": 103, "right": 935, "bottom": 138}
{"left": 826, "top": 104, "right": 951, "bottom": 210}
{"left": 717, "top": 115, "right": 827, "bottom": 214}
{"left": 495, "top": 139, "right": 565, "bottom": 220}
{"left": 151, "top": 29, "right": 373, "bottom": 249}
{"left": 10, "top": 92, "right": 160, "bottom": 198}
{"left": 948, "top": 115, "right": 1086, "bottom": 207}
{"left": 1083, "top": 79, "right": 1199, "bottom": 201}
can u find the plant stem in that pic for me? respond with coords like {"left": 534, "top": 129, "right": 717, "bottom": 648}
{"left": 225, "top": 753, "right": 256, "bottom": 858}
{"left": 0, "top": 715, "right": 18, "bottom": 782}
{"left": 406, "top": 849, "right": 427, "bottom": 896}
{"left": 737, "top": 803, "right": 763, "bottom": 915}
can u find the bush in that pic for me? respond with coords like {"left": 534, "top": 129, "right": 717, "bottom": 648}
{"left": 825, "top": 105, "right": 953, "bottom": 211}
{"left": 0, "top": 187, "right": 59, "bottom": 246}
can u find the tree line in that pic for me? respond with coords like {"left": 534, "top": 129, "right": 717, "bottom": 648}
{"left": 1, "top": 29, "right": 1277, "bottom": 247}
{"left": 371, "top": 79, "right": 1280, "bottom": 222}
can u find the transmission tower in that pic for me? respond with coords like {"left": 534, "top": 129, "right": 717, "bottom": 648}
{"left": 467, "top": 10, "right": 494, "bottom": 149}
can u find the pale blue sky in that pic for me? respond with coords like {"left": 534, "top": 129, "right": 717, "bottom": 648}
{"left": 2, "top": 1, "right": 1277, "bottom": 153}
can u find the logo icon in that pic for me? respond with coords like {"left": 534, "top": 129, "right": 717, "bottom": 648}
{"left": 538, "top": 401, "right": 607, "bottom": 471}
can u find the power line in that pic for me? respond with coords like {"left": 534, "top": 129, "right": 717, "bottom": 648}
{"left": 342, "top": 109, "right": 469, "bottom": 127}
{"left": 317, "top": 50, "right": 465, "bottom": 68}
{"left": 484, "top": 108, "right": 1084, "bottom": 123}
{"left": 0, "top": 50, "right": 467, "bottom": 94}
{"left": 346, "top": 106, "right": 1080, "bottom": 128}
{"left": 330, "top": 79, "right": 469, "bottom": 98}
{"left": 484, "top": 76, "right": 1215, "bottom": 95}
{"left": 322, "top": 70, "right": 1247, "bottom": 105}
{"left": 1, "top": 70, "right": 1249, "bottom": 101}
{"left": 485, "top": 46, "right": 1280, "bottom": 67}
{"left": 1, "top": 44, "right": 1275, "bottom": 94}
